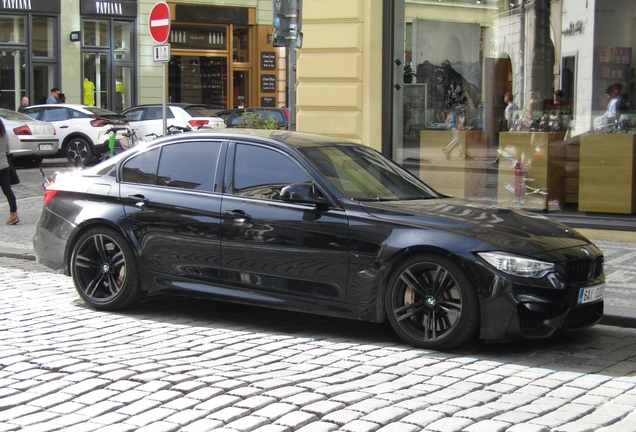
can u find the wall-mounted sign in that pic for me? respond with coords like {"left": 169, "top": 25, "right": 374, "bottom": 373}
{"left": 170, "top": 25, "right": 228, "bottom": 50}
{"left": 1, "top": 0, "right": 60, "bottom": 12}
{"left": 175, "top": 4, "right": 249, "bottom": 24}
{"left": 261, "top": 97, "right": 276, "bottom": 107}
{"left": 261, "top": 52, "right": 276, "bottom": 70}
{"left": 80, "top": 0, "right": 137, "bottom": 17}
{"left": 261, "top": 74, "right": 276, "bottom": 93}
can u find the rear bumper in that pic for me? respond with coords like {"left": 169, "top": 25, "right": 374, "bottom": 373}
{"left": 11, "top": 138, "right": 59, "bottom": 156}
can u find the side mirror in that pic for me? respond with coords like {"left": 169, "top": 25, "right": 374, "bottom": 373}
{"left": 280, "top": 182, "right": 329, "bottom": 207}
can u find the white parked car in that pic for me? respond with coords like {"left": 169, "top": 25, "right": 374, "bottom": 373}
{"left": 121, "top": 103, "right": 226, "bottom": 140}
{"left": 0, "top": 108, "right": 58, "bottom": 168}
{"left": 21, "top": 104, "right": 128, "bottom": 165}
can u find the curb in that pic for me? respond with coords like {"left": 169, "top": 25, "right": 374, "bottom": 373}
{"left": 0, "top": 247, "right": 634, "bottom": 330}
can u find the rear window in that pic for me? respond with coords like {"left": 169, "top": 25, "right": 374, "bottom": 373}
{"left": 0, "top": 109, "right": 35, "bottom": 121}
{"left": 184, "top": 106, "right": 220, "bottom": 118}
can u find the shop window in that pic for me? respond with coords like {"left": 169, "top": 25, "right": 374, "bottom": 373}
{"left": 0, "top": 50, "right": 26, "bottom": 110}
{"left": 114, "top": 21, "right": 132, "bottom": 60}
{"left": 83, "top": 53, "right": 109, "bottom": 108}
{"left": 32, "top": 17, "right": 55, "bottom": 57}
{"left": 82, "top": 20, "right": 109, "bottom": 47}
{"left": 233, "top": 27, "right": 249, "bottom": 63}
{"left": 0, "top": 16, "right": 25, "bottom": 43}
{"left": 169, "top": 56, "right": 227, "bottom": 109}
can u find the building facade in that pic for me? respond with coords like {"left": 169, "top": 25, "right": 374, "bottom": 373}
{"left": 1, "top": 0, "right": 635, "bottom": 220}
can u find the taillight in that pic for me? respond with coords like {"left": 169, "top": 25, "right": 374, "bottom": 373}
{"left": 13, "top": 125, "right": 33, "bottom": 136}
{"left": 284, "top": 109, "right": 290, "bottom": 119}
{"left": 189, "top": 120, "right": 209, "bottom": 128}
{"left": 43, "top": 189, "right": 58, "bottom": 204}
{"left": 90, "top": 117, "right": 109, "bottom": 127}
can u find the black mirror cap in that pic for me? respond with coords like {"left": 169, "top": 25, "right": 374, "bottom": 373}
{"left": 281, "top": 182, "right": 330, "bottom": 207}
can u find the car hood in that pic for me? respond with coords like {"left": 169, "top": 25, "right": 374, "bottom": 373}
{"left": 359, "top": 198, "right": 591, "bottom": 255}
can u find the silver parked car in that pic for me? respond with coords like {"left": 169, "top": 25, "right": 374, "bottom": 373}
{"left": 0, "top": 108, "right": 58, "bottom": 168}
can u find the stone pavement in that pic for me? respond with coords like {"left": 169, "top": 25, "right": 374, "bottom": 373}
{"left": 2, "top": 257, "right": 636, "bottom": 432}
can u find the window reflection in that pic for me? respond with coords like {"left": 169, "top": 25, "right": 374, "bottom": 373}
{"left": 114, "top": 21, "right": 131, "bottom": 60}
{"left": 32, "top": 17, "right": 55, "bottom": 57}
{"left": 82, "top": 20, "right": 108, "bottom": 47}
{"left": 233, "top": 27, "right": 249, "bottom": 63}
{"left": 0, "top": 16, "right": 25, "bottom": 43}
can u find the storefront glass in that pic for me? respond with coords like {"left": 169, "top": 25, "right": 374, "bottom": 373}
{"left": 0, "top": 15, "right": 25, "bottom": 43}
{"left": 393, "top": 0, "right": 636, "bottom": 214}
{"left": 169, "top": 56, "right": 228, "bottom": 109}
{"left": 0, "top": 49, "right": 25, "bottom": 109}
{"left": 114, "top": 21, "right": 132, "bottom": 61}
{"left": 82, "top": 19, "right": 109, "bottom": 47}
{"left": 233, "top": 27, "right": 249, "bottom": 63}
{"left": 83, "top": 52, "right": 109, "bottom": 108}
{"left": 32, "top": 17, "right": 55, "bottom": 58}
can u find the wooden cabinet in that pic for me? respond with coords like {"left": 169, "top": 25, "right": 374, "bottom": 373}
{"left": 579, "top": 134, "right": 636, "bottom": 214}
{"left": 497, "top": 132, "right": 566, "bottom": 210}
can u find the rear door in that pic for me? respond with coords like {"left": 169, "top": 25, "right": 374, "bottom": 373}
{"left": 120, "top": 139, "right": 225, "bottom": 283}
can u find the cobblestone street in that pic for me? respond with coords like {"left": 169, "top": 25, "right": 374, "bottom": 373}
{"left": 1, "top": 258, "right": 636, "bottom": 432}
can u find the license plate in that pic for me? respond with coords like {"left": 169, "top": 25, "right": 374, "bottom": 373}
{"left": 578, "top": 283, "right": 604, "bottom": 304}
{"left": 38, "top": 144, "right": 54, "bottom": 151}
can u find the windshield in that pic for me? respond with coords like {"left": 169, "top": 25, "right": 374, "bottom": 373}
{"left": 300, "top": 145, "right": 440, "bottom": 201}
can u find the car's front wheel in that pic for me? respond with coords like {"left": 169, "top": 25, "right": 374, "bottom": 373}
{"left": 65, "top": 137, "right": 94, "bottom": 166}
{"left": 70, "top": 227, "right": 143, "bottom": 311}
{"left": 385, "top": 254, "right": 479, "bottom": 350}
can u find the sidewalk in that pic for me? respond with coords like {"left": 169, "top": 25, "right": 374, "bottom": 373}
{"left": 2, "top": 174, "right": 636, "bottom": 329}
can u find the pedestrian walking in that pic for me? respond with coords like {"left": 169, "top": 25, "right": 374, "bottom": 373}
{"left": 0, "top": 118, "right": 20, "bottom": 225}
{"left": 443, "top": 96, "right": 472, "bottom": 159}
{"left": 46, "top": 88, "right": 61, "bottom": 104}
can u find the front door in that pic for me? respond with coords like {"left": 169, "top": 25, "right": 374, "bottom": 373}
{"left": 220, "top": 141, "right": 350, "bottom": 302}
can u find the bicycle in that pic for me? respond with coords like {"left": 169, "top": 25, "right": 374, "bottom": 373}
{"left": 144, "top": 124, "right": 192, "bottom": 140}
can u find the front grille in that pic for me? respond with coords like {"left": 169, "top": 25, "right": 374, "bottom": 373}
{"left": 564, "top": 259, "right": 592, "bottom": 283}
{"left": 594, "top": 256, "right": 604, "bottom": 279}
{"left": 563, "top": 255, "right": 604, "bottom": 283}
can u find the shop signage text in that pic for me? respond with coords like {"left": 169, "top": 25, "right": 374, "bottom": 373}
{"left": 175, "top": 4, "right": 249, "bottom": 25}
{"left": 261, "top": 52, "right": 276, "bottom": 70}
{"left": 261, "top": 74, "right": 276, "bottom": 93}
{"left": 1, "top": 0, "right": 60, "bottom": 11}
{"left": 80, "top": 0, "right": 136, "bottom": 17}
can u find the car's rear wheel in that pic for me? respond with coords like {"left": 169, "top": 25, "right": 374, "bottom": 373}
{"left": 70, "top": 227, "right": 142, "bottom": 311}
{"left": 385, "top": 254, "right": 479, "bottom": 350}
{"left": 65, "top": 137, "right": 94, "bottom": 166}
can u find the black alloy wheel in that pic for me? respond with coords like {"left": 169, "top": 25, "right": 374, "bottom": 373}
{"left": 65, "top": 137, "right": 94, "bottom": 166}
{"left": 70, "top": 227, "right": 143, "bottom": 310}
{"left": 386, "top": 254, "right": 480, "bottom": 350}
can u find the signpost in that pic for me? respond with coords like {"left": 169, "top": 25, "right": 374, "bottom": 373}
{"left": 149, "top": 2, "right": 171, "bottom": 136}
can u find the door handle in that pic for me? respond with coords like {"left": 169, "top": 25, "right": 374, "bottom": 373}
{"left": 128, "top": 194, "right": 149, "bottom": 207}
{"left": 59, "top": 125, "right": 69, "bottom": 128}
{"left": 222, "top": 209, "right": 249, "bottom": 223}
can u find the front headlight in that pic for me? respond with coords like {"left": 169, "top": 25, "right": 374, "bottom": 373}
{"left": 477, "top": 252, "right": 554, "bottom": 278}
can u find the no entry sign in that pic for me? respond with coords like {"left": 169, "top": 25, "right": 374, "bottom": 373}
{"left": 149, "top": 2, "right": 171, "bottom": 44}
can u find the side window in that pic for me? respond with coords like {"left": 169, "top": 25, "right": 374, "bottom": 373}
{"left": 41, "top": 107, "right": 69, "bottom": 122}
{"left": 121, "top": 148, "right": 159, "bottom": 184}
{"left": 22, "top": 107, "right": 42, "bottom": 120}
{"left": 124, "top": 108, "right": 144, "bottom": 121}
{"left": 232, "top": 144, "right": 310, "bottom": 199}
{"left": 157, "top": 141, "right": 221, "bottom": 191}
{"left": 147, "top": 106, "right": 175, "bottom": 120}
